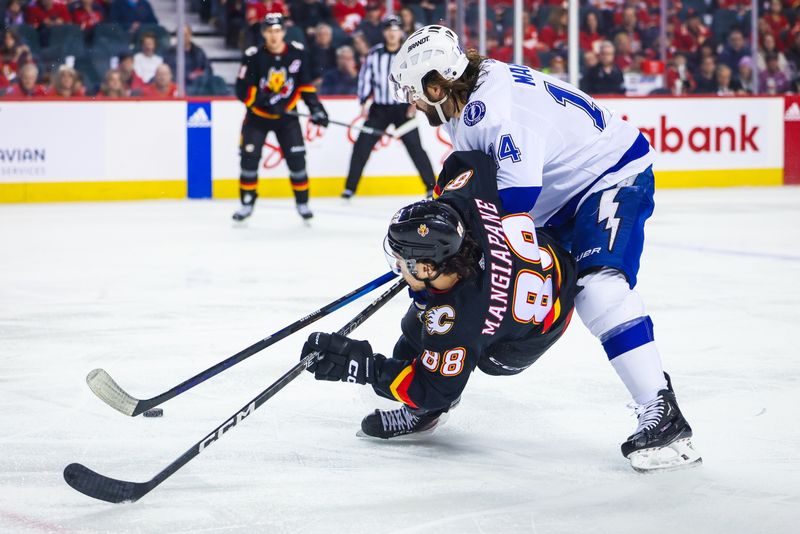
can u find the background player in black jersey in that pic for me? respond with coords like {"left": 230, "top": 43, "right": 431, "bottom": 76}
{"left": 300, "top": 150, "right": 578, "bottom": 439}
{"left": 233, "top": 13, "right": 329, "bottom": 222}
{"left": 341, "top": 15, "right": 436, "bottom": 199}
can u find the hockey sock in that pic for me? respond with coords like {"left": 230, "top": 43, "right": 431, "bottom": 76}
{"left": 239, "top": 169, "right": 258, "bottom": 205}
{"left": 575, "top": 268, "right": 667, "bottom": 404}
{"left": 290, "top": 170, "right": 309, "bottom": 204}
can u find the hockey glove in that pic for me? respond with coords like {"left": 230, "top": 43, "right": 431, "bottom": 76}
{"left": 301, "top": 332, "right": 374, "bottom": 384}
{"left": 309, "top": 108, "right": 329, "bottom": 127}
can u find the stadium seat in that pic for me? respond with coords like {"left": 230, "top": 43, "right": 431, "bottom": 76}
{"left": 11, "top": 24, "right": 41, "bottom": 54}
{"left": 92, "top": 23, "right": 130, "bottom": 55}
{"left": 712, "top": 9, "right": 740, "bottom": 43}
{"left": 46, "top": 24, "right": 85, "bottom": 56}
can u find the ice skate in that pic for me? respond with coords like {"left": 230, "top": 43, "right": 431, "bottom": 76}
{"left": 622, "top": 376, "right": 702, "bottom": 473}
{"left": 341, "top": 189, "right": 354, "bottom": 200}
{"left": 296, "top": 202, "right": 313, "bottom": 221}
{"left": 357, "top": 404, "right": 446, "bottom": 440}
{"left": 232, "top": 203, "right": 254, "bottom": 222}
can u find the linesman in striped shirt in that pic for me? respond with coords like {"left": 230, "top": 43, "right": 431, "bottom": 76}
{"left": 342, "top": 16, "right": 436, "bottom": 199}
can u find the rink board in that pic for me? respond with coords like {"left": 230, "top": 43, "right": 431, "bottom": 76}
{"left": 0, "top": 96, "right": 788, "bottom": 202}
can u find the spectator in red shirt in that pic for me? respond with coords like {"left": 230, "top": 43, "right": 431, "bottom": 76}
{"left": 4, "top": 0, "right": 26, "bottom": 27}
{"left": 1, "top": 29, "right": 33, "bottom": 78}
{"left": 118, "top": 51, "right": 146, "bottom": 92}
{"left": 51, "top": 65, "right": 85, "bottom": 97}
{"left": 25, "top": 0, "right": 72, "bottom": 29}
{"left": 611, "top": 6, "right": 643, "bottom": 54}
{"left": 3, "top": 63, "right": 47, "bottom": 96}
{"left": 673, "top": 13, "right": 710, "bottom": 55}
{"left": 613, "top": 31, "right": 634, "bottom": 72}
{"left": 762, "top": 0, "right": 789, "bottom": 47}
{"left": 786, "top": 32, "right": 800, "bottom": 73}
{"left": 580, "top": 11, "right": 603, "bottom": 53}
{"left": 539, "top": 6, "right": 567, "bottom": 52}
{"left": 73, "top": 0, "right": 104, "bottom": 31}
{"left": 333, "top": 0, "right": 366, "bottom": 34}
{"left": 140, "top": 63, "right": 177, "bottom": 97}
{"left": 98, "top": 68, "right": 129, "bottom": 97}
{"left": 521, "top": 11, "right": 544, "bottom": 54}
{"left": 665, "top": 52, "right": 696, "bottom": 95}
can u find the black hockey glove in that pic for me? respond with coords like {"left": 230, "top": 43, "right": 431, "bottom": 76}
{"left": 301, "top": 332, "right": 374, "bottom": 384}
{"left": 309, "top": 108, "right": 329, "bottom": 127}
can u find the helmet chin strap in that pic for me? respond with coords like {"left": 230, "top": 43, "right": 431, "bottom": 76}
{"left": 418, "top": 91, "right": 450, "bottom": 124}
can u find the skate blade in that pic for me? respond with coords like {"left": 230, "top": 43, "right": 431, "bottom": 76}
{"left": 355, "top": 413, "right": 448, "bottom": 441}
{"left": 629, "top": 438, "right": 703, "bottom": 473}
{"left": 355, "top": 425, "right": 439, "bottom": 441}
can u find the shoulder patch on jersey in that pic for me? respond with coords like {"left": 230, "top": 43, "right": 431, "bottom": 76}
{"left": 288, "top": 59, "right": 301, "bottom": 73}
{"left": 425, "top": 305, "right": 456, "bottom": 336}
{"left": 290, "top": 41, "right": 305, "bottom": 50}
{"left": 463, "top": 100, "right": 486, "bottom": 127}
{"left": 245, "top": 46, "right": 258, "bottom": 57}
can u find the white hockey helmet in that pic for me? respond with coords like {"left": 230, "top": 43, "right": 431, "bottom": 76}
{"left": 389, "top": 25, "right": 469, "bottom": 123}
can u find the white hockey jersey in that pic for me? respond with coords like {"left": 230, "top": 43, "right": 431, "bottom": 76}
{"left": 442, "top": 60, "right": 654, "bottom": 226}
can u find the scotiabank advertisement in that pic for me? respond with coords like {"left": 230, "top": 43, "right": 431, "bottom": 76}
{"left": 0, "top": 95, "right": 791, "bottom": 202}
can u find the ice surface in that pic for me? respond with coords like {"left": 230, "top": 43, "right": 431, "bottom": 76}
{"left": 1, "top": 188, "right": 799, "bottom": 533}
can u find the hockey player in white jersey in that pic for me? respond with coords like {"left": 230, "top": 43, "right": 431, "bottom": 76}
{"left": 389, "top": 25, "right": 701, "bottom": 472}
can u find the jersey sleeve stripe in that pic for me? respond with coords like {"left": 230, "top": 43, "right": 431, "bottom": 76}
{"left": 388, "top": 363, "right": 419, "bottom": 409}
{"left": 298, "top": 84, "right": 316, "bottom": 92}
{"left": 244, "top": 86, "right": 257, "bottom": 107}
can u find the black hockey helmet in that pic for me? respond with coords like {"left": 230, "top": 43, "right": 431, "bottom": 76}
{"left": 385, "top": 200, "right": 465, "bottom": 274}
{"left": 262, "top": 12, "right": 285, "bottom": 29}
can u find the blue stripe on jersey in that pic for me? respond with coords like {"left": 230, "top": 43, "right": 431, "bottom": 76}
{"left": 498, "top": 186, "right": 541, "bottom": 214}
{"left": 601, "top": 316, "right": 655, "bottom": 360}
{"left": 544, "top": 132, "right": 651, "bottom": 228}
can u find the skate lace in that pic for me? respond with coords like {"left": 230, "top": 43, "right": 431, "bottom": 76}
{"left": 629, "top": 396, "right": 665, "bottom": 434}
{"left": 380, "top": 406, "right": 419, "bottom": 432}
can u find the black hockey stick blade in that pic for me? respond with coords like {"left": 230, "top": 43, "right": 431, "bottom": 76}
{"left": 65, "top": 278, "right": 407, "bottom": 503}
{"left": 63, "top": 463, "right": 150, "bottom": 503}
{"left": 86, "top": 271, "right": 397, "bottom": 416}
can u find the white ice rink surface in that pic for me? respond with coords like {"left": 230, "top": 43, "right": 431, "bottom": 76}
{"left": 1, "top": 188, "right": 799, "bottom": 534}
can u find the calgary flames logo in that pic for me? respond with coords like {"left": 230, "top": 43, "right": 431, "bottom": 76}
{"left": 265, "top": 67, "right": 287, "bottom": 93}
{"left": 424, "top": 305, "right": 456, "bottom": 335}
{"left": 417, "top": 224, "right": 429, "bottom": 237}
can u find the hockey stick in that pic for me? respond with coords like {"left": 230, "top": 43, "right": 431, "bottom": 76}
{"left": 64, "top": 277, "right": 407, "bottom": 503}
{"left": 287, "top": 110, "right": 418, "bottom": 138}
{"left": 87, "top": 271, "right": 397, "bottom": 417}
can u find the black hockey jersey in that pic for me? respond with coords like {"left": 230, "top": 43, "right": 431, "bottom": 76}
{"left": 372, "top": 151, "right": 577, "bottom": 412}
{"left": 235, "top": 41, "right": 323, "bottom": 119}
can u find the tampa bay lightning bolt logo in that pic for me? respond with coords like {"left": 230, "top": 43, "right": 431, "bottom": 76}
{"left": 463, "top": 101, "right": 486, "bottom": 127}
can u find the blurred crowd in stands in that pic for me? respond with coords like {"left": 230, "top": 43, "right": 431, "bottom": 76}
{"left": 2, "top": 0, "right": 800, "bottom": 98}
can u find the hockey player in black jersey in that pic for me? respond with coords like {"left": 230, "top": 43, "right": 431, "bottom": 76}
{"left": 301, "top": 150, "right": 578, "bottom": 439}
{"left": 233, "top": 13, "right": 329, "bottom": 222}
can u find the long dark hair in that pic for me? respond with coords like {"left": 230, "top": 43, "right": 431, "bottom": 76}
{"left": 436, "top": 232, "right": 482, "bottom": 281}
{"left": 422, "top": 49, "right": 487, "bottom": 110}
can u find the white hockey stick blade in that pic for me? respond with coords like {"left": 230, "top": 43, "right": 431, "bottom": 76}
{"left": 391, "top": 118, "right": 418, "bottom": 139}
{"left": 86, "top": 369, "right": 139, "bottom": 416}
{"left": 629, "top": 438, "right": 703, "bottom": 473}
